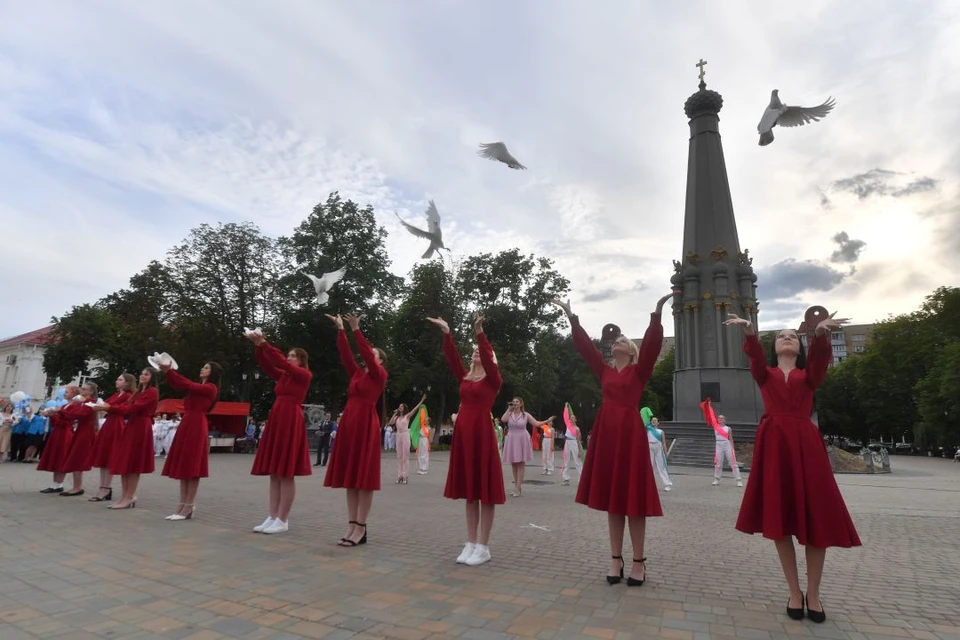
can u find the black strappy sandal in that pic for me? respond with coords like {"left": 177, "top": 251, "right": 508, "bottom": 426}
{"left": 627, "top": 557, "right": 646, "bottom": 587}
{"left": 606, "top": 555, "right": 624, "bottom": 585}
{"left": 338, "top": 520, "right": 358, "bottom": 546}
{"left": 340, "top": 522, "right": 367, "bottom": 547}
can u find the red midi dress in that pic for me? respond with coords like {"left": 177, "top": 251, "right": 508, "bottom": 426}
{"left": 250, "top": 341, "right": 312, "bottom": 477}
{"left": 60, "top": 403, "right": 98, "bottom": 472}
{"left": 91, "top": 392, "right": 130, "bottom": 468}
{"left": 324, "top": 329, "right": 387, "bottom": 491}
{"left": 572, "top": 313, "right": 664, "bottom": 518}
{"left": 735, "top": 333, "right": 862, "bottom": 548}
{"left": 162, "top": 370, "right": 217, "bottom": 480}
{"left": 108, "top": 387, "right": 159, "bottom": 476}
{"left": 37, "top": 410, "right": 74, "bottom": 473}
{"left": 442, "top": 332, "right": 506, "bottom": 505}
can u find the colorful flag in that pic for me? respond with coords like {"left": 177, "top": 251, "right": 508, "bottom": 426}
{"left": 409, "top": 405, "right": 428, "bottom": 450}
{"left": 699, "top": 398, "right": 728, "bottom": 440}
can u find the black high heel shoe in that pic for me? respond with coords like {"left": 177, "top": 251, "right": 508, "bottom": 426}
{"left": 627, "top": 558, "right": 646, "bottom": 587}
{"left": 786, "top": 592, "right": 804, "bottom": 621}
{"left": 606, "top": 555, "right": 624, "bottom": 585}
{"left": 338, "top": 520, "right": 358, "bottom": 545}
{"left": 806, "top": 595, "right": 826, "bottom": 623}
{"left": 341, "top": 523, "right": 367, "bottom": 547}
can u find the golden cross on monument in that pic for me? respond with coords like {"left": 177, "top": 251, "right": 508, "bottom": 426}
{"left": 695, "top": 58, "right": 708, "bottom": 81}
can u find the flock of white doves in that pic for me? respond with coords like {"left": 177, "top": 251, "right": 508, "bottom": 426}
{"left": 301, "top": 87, "right": 835, "bottom": 309}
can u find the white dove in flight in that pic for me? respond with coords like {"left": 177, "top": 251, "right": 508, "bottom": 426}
{"left": 477, "top": 142, "right": 527, "bottom": 170}
{"left": 306, "top": 268, "right": 346, "bottom": 305}
{"left": 396, "top": 200, "right": 449, "bottom": 259}
{"left": 757, "top": 90, "right": 835, "bottom": 146}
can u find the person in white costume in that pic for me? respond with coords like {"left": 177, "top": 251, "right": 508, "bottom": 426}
{"left": 560, "top": 404, "right": 582, "bottom": 486}
{"left": 540, "top": 422, "right": 555, "bottom": 475}
{"left": 163, "top": 414, "right": 181, "bottom": 457}
{"left": 641, "top": 408, "right": 672, "bottom": 492}
{"left": 712, "top": 414, "right": 742, "bottom": 487}
{"left": 153, "top": 414, "right": 169, "bottom": 457}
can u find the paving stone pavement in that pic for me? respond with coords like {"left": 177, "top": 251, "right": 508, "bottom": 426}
{"left": 1, "top": 452, "right": 959, "bottom": 639}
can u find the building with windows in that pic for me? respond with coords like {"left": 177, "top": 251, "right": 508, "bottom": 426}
{"left": 0, "top": 326, "right": 57, "bottom": 409}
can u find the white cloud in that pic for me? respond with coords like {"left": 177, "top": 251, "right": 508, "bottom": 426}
{"left": 0, "top": 1, "right": 958, "bottom": 340}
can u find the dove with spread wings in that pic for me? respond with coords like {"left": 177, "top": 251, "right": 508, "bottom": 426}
{"left": 396, "top": 200, "right": 449, "bottom": 259}
{"left": 758, "top": 90, "right": 835, "bottom": 146}
{"left": 306, "top": 268, "right": 346, "bottom": 305}
{"left": 477, "top": 142, "right": 527, "bottom": 170}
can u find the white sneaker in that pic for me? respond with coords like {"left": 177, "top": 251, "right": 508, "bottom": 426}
{"left": 737, "top": 480, "right": 743, "bottom": 488}
{"left": 561, "top": 479, "right": 570, "bottom": 486}
{"left": 456, "top": 542, "right": 476, "bottom": 564}
{"left": 253, "top": 516, "right": 275, "bottom": 533}
{"left": 263, "top": 519, "right": 288, "bottom": 534}
{"left": 664, "top": 484, "right": 672, "bottom": 492}
{"left": 711, "top": 479, "right": 720, "bottom": 486}
{"left": 465, "top": 544, "right": 491, "bottom": 566}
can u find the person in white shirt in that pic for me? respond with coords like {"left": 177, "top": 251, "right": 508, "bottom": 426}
{"left": 645, "top": 415, "right": 673, "bottom": 491}
{"left": 560, "top": 405, "right": 583, "bottom": 486}
{"left": 713, "top": 414, "right": 743, "bottom": 487}
{"left": 163, "top": 414, "right": 181, "bottom": 456}
{"left": 540, "top": 423, "right": 555, "bottom": 475}
{"left": 153, "top": 414, "right": 169, "bottom": 457}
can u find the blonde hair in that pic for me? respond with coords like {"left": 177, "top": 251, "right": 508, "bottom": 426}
{"left": 614, "top": 335, "right": 639, "bottom": 364}
{"left": 465, "top": 344, "right": 497, "bottom": 380}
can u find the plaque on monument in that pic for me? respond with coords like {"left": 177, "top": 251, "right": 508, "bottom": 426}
{"left": 601, "top": 324, "right": 621, "bottom": 361}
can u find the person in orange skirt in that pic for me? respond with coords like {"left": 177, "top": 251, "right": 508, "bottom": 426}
{"left": 96, "top": 368, "right": 160, "bottom": 509}
{"left": 427, "top": 313, "right": 504, "bottom": 567}
{"left": 89, "top": 374, "right": 136, "bottom": 502}
{"left": 551, "top": 293, "right": 673, "bottom": 587}
{"left": 57, "top": 381, "right": 100, "bottom": 496}
{"left": 159, "top": 360, "right": 222, "bottom": 521}
{"left": 245, "top": 332, "right": 312, "bottom": 535}
{"left": 38, "top": 385, "right": 80, "bottom": 493}
{"left": 324, "top": 313, "right": 387, "bottom": 547}
{"left": 725, "top": 313, "right": 861, "bottom": 623}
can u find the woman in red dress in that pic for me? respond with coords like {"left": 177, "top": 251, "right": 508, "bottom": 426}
{"left": 427, "top": 313, "right": 504, "bottom": 567}
{"left": 98, "top": 368, "right": 160, "bottom": 509}
{"left": 89, "top": 374, "right": 136, "bottom": 502}
{"left": 38, "top": 384, "right": 80, "bottom": 493}
{"left": 245, "top": 332, "right": 312, "bottom": 535}
{"left": 324, "top": 313, "right": 387, "bottom": 547}
{"left": 551, "top": 293, "right": 673, "bottom": 586}
{"left": 58, "top": 381, "right": 100, "bottom": 496}
{"left": 725, "top": 313, "right": 861, "bottom": 623}
{"left": 159, "top": 361, "right": 222, "bottom": 521}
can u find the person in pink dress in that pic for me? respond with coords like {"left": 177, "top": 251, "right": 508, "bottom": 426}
{"left": 324, "top": 313, "right": 388, "bottom": 547}
{"left": 551, "top": 293, "right": 673, "bottom": 587}
{"left": 57, "top": 381, "right": 100, "bottom": 496}
{"left": 725, "top": 313, "right": 861, "bottom": 623}
{"left": 388, "top": 394, "right": 426, "bottom": 484}
{"left": 37, "top": 384, "right": 78, "bottom": 493}
{"left": 97, "top": 368, "right": 160, "bottom": 509}
{"left": 159, "top": 361, "right": 222, "bottom": 521}
{"left": 500, "top": 398, "right": 554, "bottom": 497}
{"left": 89, "top": 374, "right": 135, "bottom": 502}
{"left": 245, "top": 332, "right": 313, "bottom": 535}
{"left": 428, "top": 313, "right": 504, "bottom": 567}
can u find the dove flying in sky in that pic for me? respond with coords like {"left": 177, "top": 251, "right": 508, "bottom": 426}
{"left": 396, "top": 200, "right": 449, "bottom": 259}
{"left": 757, "top": 90, "right": 835, "bottom": 146}
{"left": 477, "top": 142, "right": 527, "bottom": 170}
{"left": 306, "top": 268, "right": 346, "bottom": 305}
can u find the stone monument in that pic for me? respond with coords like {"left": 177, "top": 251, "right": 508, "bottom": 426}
{"left": 667, "top": 61, "right": 764, "bottom": 440}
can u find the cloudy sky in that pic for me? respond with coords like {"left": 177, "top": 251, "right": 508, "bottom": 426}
{"left": 1, "top": 1, "right": 957, "bottom": 341}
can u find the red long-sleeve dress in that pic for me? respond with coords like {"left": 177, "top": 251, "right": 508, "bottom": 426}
{"left": 108, "top": 387, "right": 159, "bottom": 475}
{"left": 572, "top": 314, "right": 664, "bottom": 518}
{"left": 162, "top": 370, "right": 217, "bottom": 480}
{"left": 37, "top": 409, "right": 74, "bottom": 473}
{"left": 442, "top": 332, "right": 505, "bottom": 505}
{"left": 251, "top": 341, "right": 312, "bottom": 477}
{"left": 91, "top": 392, "right": 130, "bottom": 468}
{"left": 324, "top": 329, "right": 387, "bottom": 491}
{"left": 60, "top": 402, "right": 98, "bottom": 472}
{"left": 735, "top": 333, "right": 862, "bottom": 548}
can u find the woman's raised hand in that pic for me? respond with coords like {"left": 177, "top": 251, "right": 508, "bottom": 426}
{"left": 815, "top": 317, "right": 843, "bottom": 335}
{"left": 724, "top": 313, "right": 755, "bottom": 334}
{"left": 343, "top": 312, "right": 361, "bottom": 331}
{"left": 655, "top": 292, "right": 676, "bottom": 314}
{"left": 325, "top": 314, "right": 344, "bottom": 330}
{"left": 549, "top": 298, "right": 573, "bottom": 317}
{"left": 473, "top": 313, "right": 485, "bottom": 334}
{"left": 425, "top": 317, "right": 450, "bottom": 334}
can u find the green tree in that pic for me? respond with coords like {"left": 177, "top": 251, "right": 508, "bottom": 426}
{"left": 817, "top": 356, "right": 870, "bottom": 444}
{"left": 44, "top": 304, "right": 123, "bottom": 390}
{"left": 915, "top": 341, "right": 960, "bottom": 447}
{"left": 646, "top": 348, "right": 675, "bottom": 420}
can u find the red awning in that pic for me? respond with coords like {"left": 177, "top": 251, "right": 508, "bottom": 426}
{"left": 155, "top": 399, "right": 250, "bottom": 417}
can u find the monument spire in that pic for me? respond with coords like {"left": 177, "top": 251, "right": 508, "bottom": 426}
{"left": 669, "top": 68, "right": 762, "bottom": 425}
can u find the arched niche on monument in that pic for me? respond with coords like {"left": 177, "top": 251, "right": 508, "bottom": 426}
{"left": 601, "top": 323, "right": 621, "bottom": 360}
